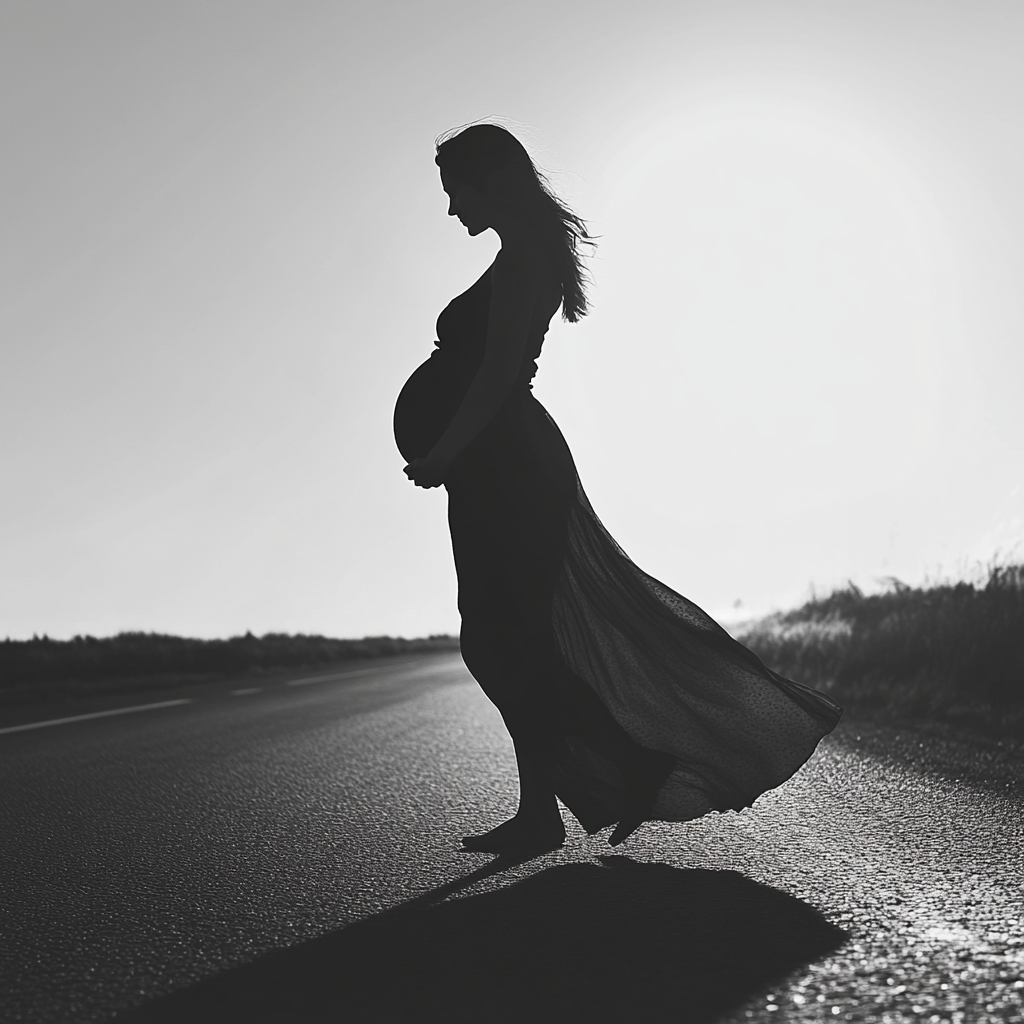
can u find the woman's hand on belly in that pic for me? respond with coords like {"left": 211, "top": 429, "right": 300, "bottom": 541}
{"left": 403, "top": 454, "right": 450, "bottom": 489}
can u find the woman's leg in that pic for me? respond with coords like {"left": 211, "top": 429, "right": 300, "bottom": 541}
{"left": 510, "top": 735, "right": 562, "bottom": 825}
{"left": 461, "top": 736, "right": 566, "bottom": 852}
{"left": 459, "top": 611, "right": 677, "bottom": 847}
{"left": 459, "top": 617, "right": 566, "bottom": 851}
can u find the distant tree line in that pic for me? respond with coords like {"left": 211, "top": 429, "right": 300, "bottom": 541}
{"left": 0, "top": 632, "right": 460, "bottom": 706}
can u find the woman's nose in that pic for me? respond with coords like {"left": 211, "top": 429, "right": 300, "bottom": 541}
{"left": 447, "top": 199, "right": 457, "bottom": 216}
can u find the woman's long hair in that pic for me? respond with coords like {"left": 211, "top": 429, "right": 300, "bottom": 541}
{"left": 435, "top": 124, "right": 595, "bottom": 322}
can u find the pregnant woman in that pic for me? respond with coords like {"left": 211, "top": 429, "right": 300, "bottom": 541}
{"left": 394, "top": 124, "right": 842, "bottom": 852}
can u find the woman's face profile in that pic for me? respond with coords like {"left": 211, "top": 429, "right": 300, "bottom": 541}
{"left": 440, "top": 170, "right": 490, "bottom": 236}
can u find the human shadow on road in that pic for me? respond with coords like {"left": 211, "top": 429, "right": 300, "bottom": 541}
{"left": 112, "top": 855, "right": 846, "bottom": 1024}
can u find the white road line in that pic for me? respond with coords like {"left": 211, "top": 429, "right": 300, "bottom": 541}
{"left": 0, "top": 699, "right": 193, "bottom": 735}
{"left": 285, "top": 667, "right": 381, "bottom": 687}
{"left": 230, "top": 687, "right": 262, "bottom": 696}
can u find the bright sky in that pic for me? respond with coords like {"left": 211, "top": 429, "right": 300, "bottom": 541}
{"left": 2, "top": 0, "right": 1023, "bottom": 640}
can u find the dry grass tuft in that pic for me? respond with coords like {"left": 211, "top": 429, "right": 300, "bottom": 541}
{"left": 739, "top": 564, "right": 1024, "bottom": 736}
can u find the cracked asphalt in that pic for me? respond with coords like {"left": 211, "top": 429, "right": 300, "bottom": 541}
{"left": 1, "top": 651, "right": 1022, "bottom": 1023}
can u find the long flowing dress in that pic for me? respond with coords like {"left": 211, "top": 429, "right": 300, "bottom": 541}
{"left": 394, "top": 262, "right": 843, "bottom": 834}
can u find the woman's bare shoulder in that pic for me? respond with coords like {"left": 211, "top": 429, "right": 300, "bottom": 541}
{"left": 492, "top": 238, "right": 556, "bottom": 300}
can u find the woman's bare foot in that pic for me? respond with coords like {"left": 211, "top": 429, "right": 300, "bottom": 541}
{"left": 461, "top": 813, "right": 566, "bottom": 852}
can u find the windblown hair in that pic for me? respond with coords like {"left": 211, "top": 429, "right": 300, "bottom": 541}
{"left": 435, "top": 123, "right": 595, "bottom": 322}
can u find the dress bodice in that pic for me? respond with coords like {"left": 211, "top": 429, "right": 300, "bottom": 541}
{"left": 393, "top": 262, "right": 559, "bottom": 463}
{"left": 434, "top": 264, "right": 555, "bottom": 389}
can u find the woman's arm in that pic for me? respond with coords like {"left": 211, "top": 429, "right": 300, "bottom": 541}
{"left": 405, "top": 247, "right": 541, "bottom": 488}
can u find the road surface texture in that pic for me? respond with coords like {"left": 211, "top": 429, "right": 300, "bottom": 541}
{"left": 1, "top": 650, "right": 1022, "bottom": 1023}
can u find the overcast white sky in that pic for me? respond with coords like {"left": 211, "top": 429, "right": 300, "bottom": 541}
{"left": 2, "top": 0, "right": 1023, "bottom": 640}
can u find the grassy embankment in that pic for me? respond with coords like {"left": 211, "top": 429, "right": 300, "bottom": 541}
{"left": 0, "top": 632, "right": 460, "bottom": 710}
{"left": 737, "top": 564, "right": 1024, "bottom": 738}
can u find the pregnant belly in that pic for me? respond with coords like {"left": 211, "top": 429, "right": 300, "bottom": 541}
{"left": 393, "top": 354, "right": 466, "bottom": 463}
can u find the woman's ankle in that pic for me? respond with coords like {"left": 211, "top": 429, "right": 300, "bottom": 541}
{"left": 514, "top": 806, "right": 564, "bottom": 828}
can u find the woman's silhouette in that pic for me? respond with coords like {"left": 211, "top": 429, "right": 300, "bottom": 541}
{"left": 395, "top": 124, "right": 842, "bottom": 852}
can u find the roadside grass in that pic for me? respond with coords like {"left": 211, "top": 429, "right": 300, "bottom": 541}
{"left": 737, "top": 564, "right": 1024, "bottom": 738}
{"left": 0, "top": 632, "right": 460, "bottom": 710}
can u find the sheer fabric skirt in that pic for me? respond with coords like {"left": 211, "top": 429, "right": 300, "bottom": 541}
{"left": 446, "top": 389, "right": 842, "bottom": 833}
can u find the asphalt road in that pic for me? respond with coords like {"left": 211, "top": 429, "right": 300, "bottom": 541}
{"left": 2, "top": 651, "right": 1022, "bottom": 1023}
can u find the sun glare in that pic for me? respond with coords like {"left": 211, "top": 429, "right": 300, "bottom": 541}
{"left": 590, "top": 99, "right": 959, "bottom": 504}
